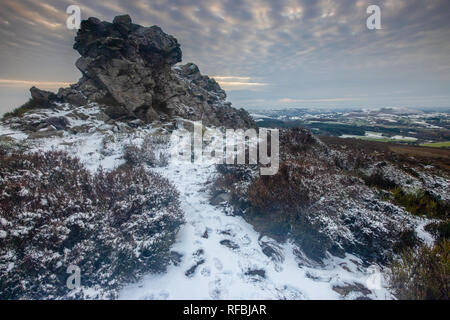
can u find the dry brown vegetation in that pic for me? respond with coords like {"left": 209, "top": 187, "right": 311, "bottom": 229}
{"left": 320, "top": 135, "right": 450, "bottom": 171}
{"left": 390, "top": 240, "right": 450, "bottom": 300}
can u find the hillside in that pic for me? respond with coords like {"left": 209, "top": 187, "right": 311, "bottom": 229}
{"left": 0, "top": 15, "right": 448, "bottom": 300}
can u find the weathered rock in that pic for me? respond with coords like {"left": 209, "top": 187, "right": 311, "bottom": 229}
{"left": 57, "top": 87, "right": 87, "bottom": 106}
{"left": 219, "top": 239, "right": 240, "bottom": 250}
{"left": 244, "top": 269, "right": 266, "bottom": 278}
{"left": 210, "top": 192, "right": 231, "bottom": 205}
{"left": 176, "top": 63, "right": 226, "bottom": 101}
{"left": 28, "top": 130, "right": 64, "bottom": 139}
{"left": 46, "top": 116, "right": 70, "bottom": 130}
{"left": 22, "top": 15, "right": 254, "bottom": 128}
{"left": 9, "top": 14, "right": 255, "bottom": 129}
{"left": 332, "top": 283, "right": 372, "bottom": 297}
{"left": 30, "top": 87, "right": 59, "bottom": 108}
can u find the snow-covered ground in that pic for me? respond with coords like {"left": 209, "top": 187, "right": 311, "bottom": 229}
{"left": 340, "top": 131, "right": 417, "bottom": 141}
{"left": 2, "top": 107, "right": 437, "bottom": 300}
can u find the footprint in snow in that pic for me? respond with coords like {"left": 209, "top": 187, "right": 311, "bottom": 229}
{"left": 158, "top": 290, "right": 170, "bottom": 300}
{"left": 224, "top": 222, "right": 243, "bottom": 234}
{"left": 192, "top": 222, "right": 207, "bottom": 237}
{"left": 208, "top": 277, "right": 228, "bottom": 299}
{"left": 259, "top": 236, "right": 285, "bottom": 263}
{"left": 213, "top": 258, "right": 223, "bottom": 270}
{"left": 239, "top": 234, "right": 252, "bottom": 246}
{"left": 217, "top": 228, "right": 236, "bottom": 237}
{"left": 276, "top": 285, "right": 305, "bottom": 300}
{"left": 201, "top": 267, "right": 211, "bottom": 277}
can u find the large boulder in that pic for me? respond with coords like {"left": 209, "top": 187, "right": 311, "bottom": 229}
{"left": 29, "top": 86, "right": 59, "bottom": 108}
{"left": 39, "top": 14, "right": 255, "bottom": 128}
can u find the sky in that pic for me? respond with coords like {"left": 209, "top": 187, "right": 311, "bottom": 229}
{"left": 0, "top": 0, "right": 450, "bottom": 114}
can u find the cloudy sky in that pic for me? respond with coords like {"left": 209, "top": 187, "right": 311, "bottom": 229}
{"left": 1, "top": 0, "right": 450, "bottom": 114}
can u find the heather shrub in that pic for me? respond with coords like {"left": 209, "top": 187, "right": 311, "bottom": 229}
{"left": 247, "top": 162, "right": 310, "bottom": 213}
{"left": 425, "top": 221, "right": 450, "bottom": 243}
{"left": 393, "top": 229, "right": 422, "bottom": 253}
{"left": 0, "top": 150, "right": 183, "bottom": 299}
{"left": 213, "top": 127, "right": 425, "bottom": 262}
{"left": 214, "top": 164, "right": 256, "bottom": 197}
{"left": 279, "top": 127, "right": 317, "bottom": 155}
{"left": 362, "top": 170, "right": 398, "bottom": 190}
{"left": 123, "top": 143, "right": 151, "bottom": 165}
{"left": 245, "top": 161, "right": 331, "bottom": 259}
{"left": 123, "top": 134, "right": 170, "bottom": 167}
{"left": 390, "top": 240, "right": 450, "bottom": 300}
{"left": 391, "top": 187, "right": 447, "bottom": 219}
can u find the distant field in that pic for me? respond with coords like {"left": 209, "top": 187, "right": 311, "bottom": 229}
{"left": 320, "top": 135, "right": 450, "bottom": 171}
{"left": 388, "top": 145, "right": 450, "bottom": 170}
{"left": 340, "top": 135, "right": 417, "bottom": 143}
{"left": 350, "top": 137, "right": 392, "bottom": 142}
{"left": 419, "top": 141, "right": 450, "bottom": 148}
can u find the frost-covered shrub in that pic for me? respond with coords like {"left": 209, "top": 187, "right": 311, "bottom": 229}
{"left": 362, "top": 170, "right": 398, "bottom": 190}
{"left": 247, "top": 162, "right": 310, "bottom": 212}
{"left": 0, "top": 150, "right": 183, "bottom": 299}
{"left": 212, "top": 164, "right": 257, "bottom": 209}
{"left": 246, "top": 161, "right": 328, "bottom": 259}
{"left": 123, "top": 143, "right": 151, "bottom": 165}
{"left": 279, "top": 127, "right": 317, "bottom": 155}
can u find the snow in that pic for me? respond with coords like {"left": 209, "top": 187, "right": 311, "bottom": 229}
{"left": 0, "top": 124, "right": 28, "bottom": 140}
{"left": 2, "top": 107, "right": 439, "bottom": 300}
{"left": 119, "top": 135, "right": 393, "bottom": 300}
{"left": 340, "top": 132, "right": 417, "bottom": 141}
{"left": 390, "top": 135, "right": 417, "bottom": 141}
{"left": 415, "top": 219, "right": 435, "bottom": 247}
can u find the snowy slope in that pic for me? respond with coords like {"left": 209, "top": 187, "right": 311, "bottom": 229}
{"left": 118, "top": 135, "right": 393, "bottom": 300}
{"left": 2, "top": 106, "right": 435, "bottom": 300}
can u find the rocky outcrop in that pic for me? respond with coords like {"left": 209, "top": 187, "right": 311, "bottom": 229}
{"left": 26, "top": 15, "right": 255, "bottom": 129}
{"left": 30, "top": 87, "right": 60, "bottom": 108}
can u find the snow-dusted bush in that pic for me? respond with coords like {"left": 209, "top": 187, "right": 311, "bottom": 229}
{"left": 0, "top": 150, "right": 183, "bottom": 299}
{"left": 123, "top": 134, "right": 170, "bottom": 168}
{"left": 279, "top": 127, "right": 318, "bottom": 155}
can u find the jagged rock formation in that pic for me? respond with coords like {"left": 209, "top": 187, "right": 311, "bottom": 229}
{"left": 26, "top": 15, "right": 255, "bottom": 129}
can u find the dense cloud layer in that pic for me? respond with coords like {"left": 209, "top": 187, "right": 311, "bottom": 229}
{"left": 0, "top": 0, "right": 450, "bottom": 112}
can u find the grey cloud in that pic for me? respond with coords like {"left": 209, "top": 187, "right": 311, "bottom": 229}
{"left": 0, "top": 0, "right": 449, "bottom": 112}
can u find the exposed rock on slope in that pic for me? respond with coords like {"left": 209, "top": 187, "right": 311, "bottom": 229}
{"left": 18, "top": 15, "right": 254, "bottom": 129}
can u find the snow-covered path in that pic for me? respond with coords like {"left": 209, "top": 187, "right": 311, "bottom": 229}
{"left": 1, "top": 116, "right": 393, "bottom": 300}
{"left": 0, "top": 107, "right": 437, "bottom": 300}
{"left": 119, "top": 152, "right": 392, "bottom": 300}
